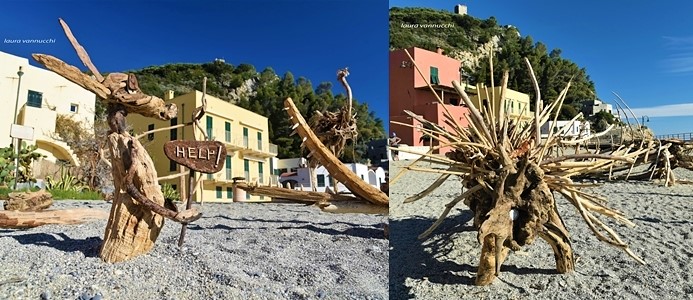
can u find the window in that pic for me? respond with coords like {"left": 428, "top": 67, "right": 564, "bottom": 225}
{"left": 170, "top": 118, "right": 178, "bottom": 140}
{"left": 70, "top": 103, "right": 79, "bottom": 113}
{"left": 226, "top": 187, "right": 233, "bottom": 199}
{"left": 207, "top": 173, "right": 212, "bottom": 180}
{"left": 216, "top": 186, "right": 222, "bottom": 199}
{"left": 430, "top": 66, "right": 440, "bottom": 84}
{"left": 326, "top": 175, "right": 332, "bottom": 187}
{"left": 243, "top": 127, "right": 249, "bottom": 148}
{"left": 225, "top": 155, "right": 232, "bottom": 180}
{"left": 270, "top": 159, "right": 274, "bottom": 176}
{"left": 27, "top": 90, "right": 42, "bottom": 108}
{"left": 169, "top": 160, "right": 177, "bottom": 172}
{"left": 147, "top": 124, "right": 154, "bottom": 141}
{"left": 244, "top": 159, "right": 250, "bottom": 181}
{"left": 258, "top": 162, "right": 264, "bottom": 184}
{"left": 246, "top": 192, "right": 250, "bottom": 200}
{"left": 225, "top": 122, "right": 231, "bottom": 142}
{"left": 449, "top": 98, "right": 459, "bottom": 106}
{"left": 206, "top": 116, "right": 213, "bottom": 140}
{"left": 257, "top": 132, "right": 263, "bottom": 150}
{"left": 317, "top": 174, "right": 326, "bottom": 187}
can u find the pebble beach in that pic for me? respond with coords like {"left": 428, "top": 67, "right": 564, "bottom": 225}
{"left": 0, "top": 201, "right": 388, "bottom": 300}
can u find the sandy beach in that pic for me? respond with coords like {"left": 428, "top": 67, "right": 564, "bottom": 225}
{"left": 389, "top": 160, "right": 692, "bottom": 299}
{"left": 0, "top": 201, "right": 388, "bottom": 300}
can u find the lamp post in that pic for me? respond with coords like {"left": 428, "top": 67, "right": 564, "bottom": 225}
{"left": 13, "top": 66, "right": 24, "bottom": 190}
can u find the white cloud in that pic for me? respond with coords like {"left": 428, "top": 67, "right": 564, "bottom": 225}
{"left": 661, "top": 36, "right": 693, "bottom": 73}
{"left": 629, "top": 103, "right": 693, "bottom": 118}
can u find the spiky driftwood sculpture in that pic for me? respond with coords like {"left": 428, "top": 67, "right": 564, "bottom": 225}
{"left": 32, "top": 19, "right": 201, "bottom": 263}
{"left": 393, "top": 51, "right": 647, "bottom": 285}
{"left": 304, "top": 68, "right": 358, "bottom": 193}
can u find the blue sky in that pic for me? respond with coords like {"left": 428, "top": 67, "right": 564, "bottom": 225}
{"left": 390, "top": 0, "right": 693, "bottom": 135}
{"left": 0, "top": 0, "right": 389, "bottom": 131}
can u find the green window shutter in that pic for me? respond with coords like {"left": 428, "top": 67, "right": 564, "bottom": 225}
{"left": 170, "top": 117, "right": 178, "bottom": 140}
{"left": 225, "top": 156, "right": 232, "bottom": 179}
{"left": 27, "top": 90, "right": 43, "bottom": 108}
{"left": 206, "top": 116, "right": 213, "bottom": 140}
{"left": 216, "top": 186, "right": 222, "bottom": 198}
{"left": 430, "top": 67, "right": 440, "bottom": 85}
{"left": 147, "top": 124, "right": 155, "bottom": 141}
{"left": 243, "top": 127, "right": 249, "bottom": 147}
{"left": 244, "top": 159, "right": 250, "bottom": 180}
{"left": 225, "top": 122, "right": 231, "bottom": 142}
{"left": 257, "top": 132, "right": 262, "bottom": 150}
{"left": 258, "top": 162, "right": 264, "bottom": 184}
{"left": 226, "top": 187, "right": 233, "bottom": 199}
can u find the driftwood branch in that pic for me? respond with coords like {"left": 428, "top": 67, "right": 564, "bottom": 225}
{"left": 59, "top": 18, "right": 104, "bottom": 82}
{"left": 0, "top": 208, "right": 108, "bottom": 229}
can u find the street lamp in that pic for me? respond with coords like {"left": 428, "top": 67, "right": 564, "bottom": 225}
{"left": 13, "top": 66, "right": 24, "bottom": 190}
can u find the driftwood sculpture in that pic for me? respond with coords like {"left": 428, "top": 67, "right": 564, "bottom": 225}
{"left": 305, "top": 68, "right": 358, "bottom": 193}
{"left": 393, "top": 51, "right": 647, "bottom": 285}
{"left": 32, "top": 19, "right": 201, "bottom": 263}
{"left": 234, "top": 98, "right": 388, "bottom": 214}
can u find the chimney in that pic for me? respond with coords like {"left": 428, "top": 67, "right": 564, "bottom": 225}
{"left": 436, "top": 47, "right": 444, "bottom": 55}
{"left": 164, "top": 90, "right": 175, "bottom": 100}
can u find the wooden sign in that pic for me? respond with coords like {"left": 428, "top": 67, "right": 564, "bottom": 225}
{"left": 164, "top": 141, "right": 227, "bottom": 174}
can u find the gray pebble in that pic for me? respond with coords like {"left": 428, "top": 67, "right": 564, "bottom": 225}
{"left": 40, "top": 291, "right": 52, "bottom": 300}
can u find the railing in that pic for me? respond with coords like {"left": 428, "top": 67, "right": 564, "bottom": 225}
{"left": 656, "top": 132, "right": 693, "bottom": 141}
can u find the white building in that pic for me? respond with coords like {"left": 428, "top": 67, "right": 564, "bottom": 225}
{"left": 540, "top": 120, "right": 591, "bottom": 139}
{"left": 582, "top": 99, "right": 615, "bottom": 117}
{"left": 1, "top": 51, "right": 95, "bottom": 167}
{"left": 277, "top": 158, "right": 386, "bottom": 193}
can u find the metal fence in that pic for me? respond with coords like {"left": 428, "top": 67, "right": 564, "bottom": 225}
{"left": 656, "top": 132, "right": 693, "bottom": 141}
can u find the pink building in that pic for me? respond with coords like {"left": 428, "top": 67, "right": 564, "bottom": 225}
{"left": 389, "top": 47, "right": 471, "bottom": 154}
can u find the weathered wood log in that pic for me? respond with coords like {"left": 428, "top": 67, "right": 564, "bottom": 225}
{"left": 234, "top": 182, "right": 360, "bottom": 203}
{"left": 0, "top": 208, "right": 108, "bottom": 229}
{"left": 284, "top": 98, "right": 389, "bottom": 207}
{"left": 234, "top": 182, "right": 388, "bottom": 214}
{"left": 3, "top": 190, "right": 53, "bottom": 211}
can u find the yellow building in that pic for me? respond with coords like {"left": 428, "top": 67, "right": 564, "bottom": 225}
{"left": 127, "top": 90, "right": 278, "bottom": 203}
{"left": 469, "top": 85, "right": 533, "bottom": 123}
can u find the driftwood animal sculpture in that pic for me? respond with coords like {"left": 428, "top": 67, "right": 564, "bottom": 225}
{"left": 32, "top": 19, "right": 201, "bottom": 263}
{"left": 393, "top": 51, "right": 647, "bottom": 285}
{"left": 304, "top": 68, "right": 358, "bottom": 193}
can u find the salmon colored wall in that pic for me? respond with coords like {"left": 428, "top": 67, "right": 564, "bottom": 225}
{"left": 390, "top": 47, "right": 470, "bottom": 154}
